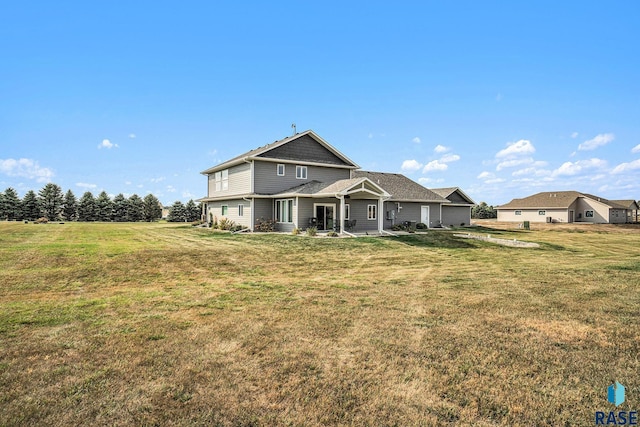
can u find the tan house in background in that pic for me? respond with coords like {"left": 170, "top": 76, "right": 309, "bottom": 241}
{"left": 496, "top": 191, "right": 636, "bottom": 224}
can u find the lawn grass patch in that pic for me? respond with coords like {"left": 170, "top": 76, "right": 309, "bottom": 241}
{"left": 0, "top": 221, "right": 639, "bottom": 425}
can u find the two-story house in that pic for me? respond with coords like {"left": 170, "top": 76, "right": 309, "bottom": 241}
{"left": 198, "top": 130, "right": 474, "bottom": 234}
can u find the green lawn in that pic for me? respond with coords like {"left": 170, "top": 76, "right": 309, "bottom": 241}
{"left": 0, "top": 221, "right": 638, "bottom": 426}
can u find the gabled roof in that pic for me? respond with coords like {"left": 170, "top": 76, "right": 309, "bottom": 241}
{"left": 431, "top": 187, "right": 476, "bottom": 205}
{"left": 610, "top": 200, "right": 640, "bottom": 210}
{"left": 201, "top": 130, "right": 359, "bottom": 174}
{"left": 497, "top": 191, "right": 628, "bottom": 210}
{"left": 352, "top": 171, "right": 449, "bottom": 203}
{"left": 271, "top": 177, "right": 390, "bottom": 198}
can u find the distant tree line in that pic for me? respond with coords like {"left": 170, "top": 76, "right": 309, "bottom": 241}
{"left": 0, "top": 183, "right": 167, "bottom": 222}
{"left": 472, "top": 202, "right": 498, "bottom": 219}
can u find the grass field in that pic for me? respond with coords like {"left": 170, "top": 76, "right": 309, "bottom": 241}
{"left": 1, "top": 220, "right": 639, "bottom": 426}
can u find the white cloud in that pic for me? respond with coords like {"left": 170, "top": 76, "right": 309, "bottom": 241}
{"left": 511, "top": 167, "right": 551, "bottom": 177}
{"left": 128, "top": 133, "right": 136, "bottom": 139}
{"left": 166, "top": 185, "right": 177, "bottom": 193}
{"left": 496, "top": 157, "right": 533, "bottom": 171}
{"left": 98, "top": 139, "right": 118, "bottom": 149}
{"left": 418, "top": 177, "right": 444, "bottom": 185}
{"left": 423, "top": 160, "right": 448, "bottom": 172}
{"left": 440, "top": 154, "right": 460, "bottom": 163}
{"left": 434, "top": 144, "right": 449, "bottom": 153}
{"left": 496, "top": 93, "right": 503, "bottom": 102}
{"left": 552, "top": 158, "right": 607, "bottom": 177}
{"left": 578, "top": 133, "right": 614, "bottom": 151}
{"left": 612, "top": 159, "right": 640, "bottom": 174}
{"left": 485, "top": 178, "right": 506, "bottom": 184}
{"left": 0, "top": 158, "right": 54, "bottom": 182}
{"left": 150, "top": 177, "right": 165, "bottom": 183}
{"left": 477, "top": 171, "right": 494, "bottom": 180}
{"left": 571, "top": 132, "right": 579, "bottom": 139}
{"left": 631, "top": 144, "right": 640, "bottom": 154}
{"left": 182, "top": 191, "right": 197, "bottom": 199}
{"left": 496, "top": 139, "right": 535, "bottom": 158}
{"left": 76, "top": 182, "right": 97, "bottom": 189}
{"left": 401, "top": 159, "right": 423, "bottom": 172}
{"left": 368, "top": 133, "right": 373, "bottom": 139}
{"left": 412, "top": 137, "right": 421, "bottom": 144}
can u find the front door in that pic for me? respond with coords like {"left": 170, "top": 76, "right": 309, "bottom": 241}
{"left": 421, "top": 206, "right": 430, "bottom": 227}
{"left": 315, "top": 204, "right": 335, "bottom": 230}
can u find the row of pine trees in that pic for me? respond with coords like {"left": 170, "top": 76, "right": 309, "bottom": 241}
{"left": 0, "top": 183, "right": 198, "bottom": 222}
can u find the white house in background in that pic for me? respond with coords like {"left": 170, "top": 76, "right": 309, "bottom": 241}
{"left": 496, "top": 191, "right": 634, "bottom": 224}
{"left": 198, "top": 130, "right": 474, "bottom": 234}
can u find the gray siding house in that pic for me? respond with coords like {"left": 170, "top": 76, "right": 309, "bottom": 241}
{"left": 199, "top": 130, "right": 471, "bottom": 234}
{"left": 432, "top": 187, "right": 475, "bottom": 227}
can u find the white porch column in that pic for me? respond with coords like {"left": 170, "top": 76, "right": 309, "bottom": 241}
{"left": 378, "top": 197, "right": 384, "bottom": 233}
{"left": 339, "top": 195, "right": 345, "bottom": 234}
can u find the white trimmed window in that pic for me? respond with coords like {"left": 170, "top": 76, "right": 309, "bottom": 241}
{"left": 276, "top": 199, "right": 293, "bottom": 223}
{"left": 538, "top": 210, "right": 546, "bottom": 215}
{"left": 221, "top": 169, "right": 228, "bottom": 191}
{"left": 345, "top": 204, "right": 350, "bottom": 220}
{"left": 515, "top": 210, "right": 522, "bottom": 215}
{"left": 277, "top": 164, "right": 285, "bottom": 176}
{"left": 221, "top": 205, "right": 228, "bottom": 216}
{"left": 367, "top": 204, "right": 377, "bottom": 220}
{"left": 238, "top": 204, "right": 244, "bottom": 217}
{"left": 214, "top": 169, "right": 229, "bottom": 192}
{"left": 296, "top": 165, "right": 307, "bottom": 179}
{"left": 585, "top": 210, "right": 594, "bottom": 218}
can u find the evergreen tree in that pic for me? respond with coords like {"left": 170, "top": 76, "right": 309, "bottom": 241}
{"left": 78, "top": 192, "right": 97, "bottom": 221}
{"left": 127, "top": 194, "right": 144, "bottom": 222}
{"left": 112, "top": 193, "right": 129, "bottom": 222}
{"left": 2, "top": 188, "right": 22, "bottom": 220}
{"left": 22, "top": 190, "right": 40, "bottom": 221}
{"left": 472, "top": 202, "right": 497, "bottom": 219}
{"left": 0, "top": 191, "right": 4, "bottom": 220}
{"left": 62, "top": 190, "right": 78, "bottom": 221}
{"left": 95, "top": 191, "right": 113, "bottom": 221}
{"left": 38, "top": 183, "right": 64, "bottom": 220}
{"left": 142, "top": 194, "right": 162, "bottom": 222}
{"left": 167, "top": 201, "right": 186, "bottom": 222}
{"left": 185, "top": 199, "right": 201, "bottom": 222}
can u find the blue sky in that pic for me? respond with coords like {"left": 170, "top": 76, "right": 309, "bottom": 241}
{"left": 1, "top": 2, "right": 639, "bottom": 205}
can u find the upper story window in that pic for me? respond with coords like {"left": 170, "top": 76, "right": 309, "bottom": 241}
{"left": 296, "top": 165, "right": 307, "bottom": 179}
{"left": 277, "top": 164, "right": 285, "bottom": 176}
{"left": 214, "top": 169, "right": 229, "bottom": 191}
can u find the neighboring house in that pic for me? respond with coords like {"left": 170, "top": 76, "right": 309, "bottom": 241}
{"left": 496, "top": 191, "right": 634, "bottom": 224}
{"left": 431, "top": 187, "right": 475, "bottom": 227}
{"left": 198, "top": 130, "right": 470, "bottom": 234}
{"left": 610, "top": 200, "right": 640, "bottom": 223}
